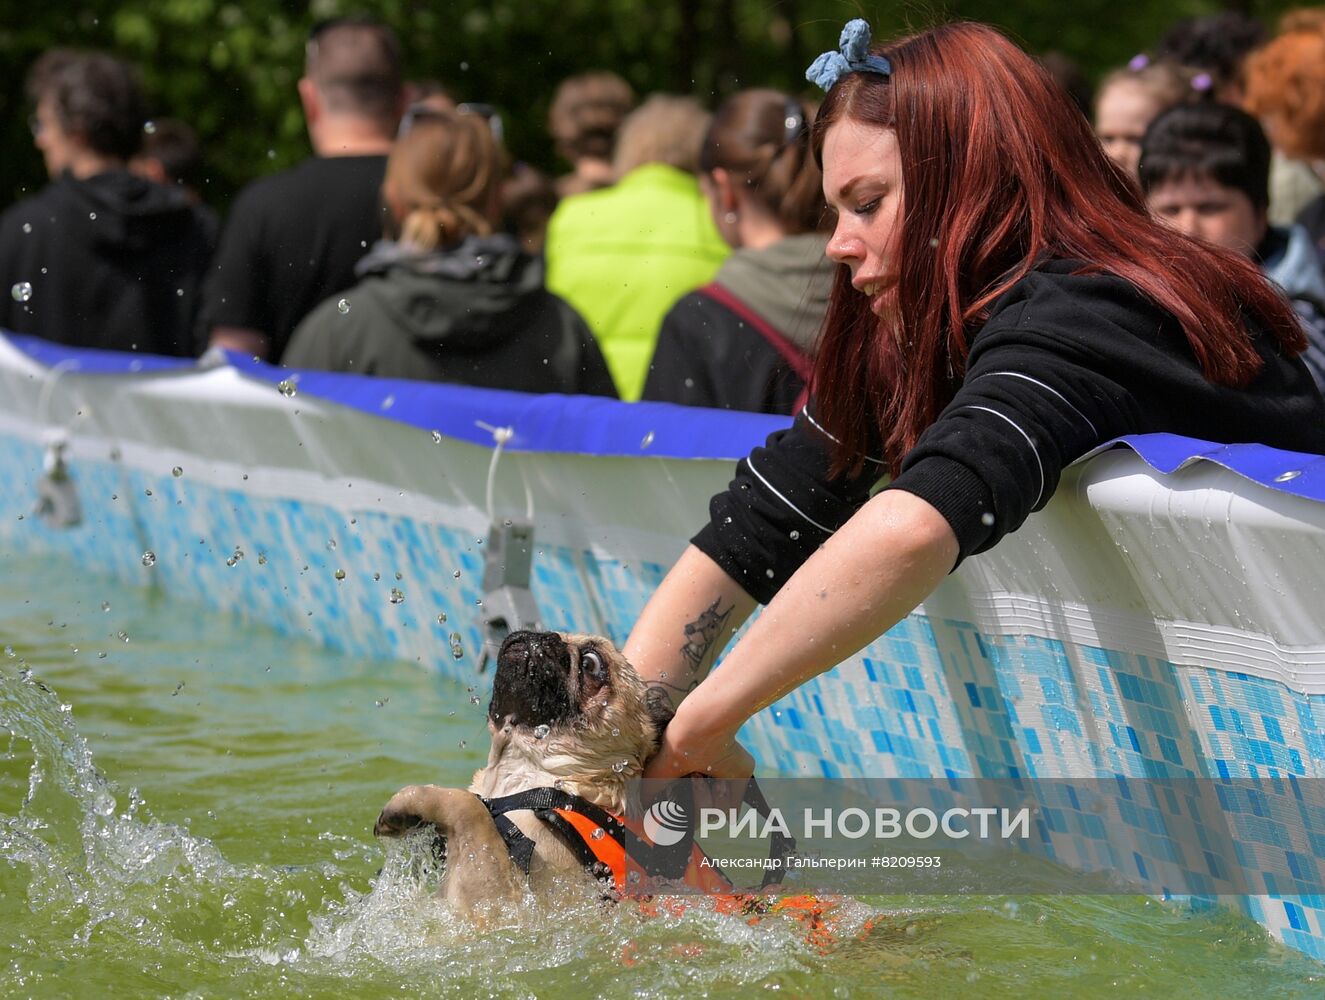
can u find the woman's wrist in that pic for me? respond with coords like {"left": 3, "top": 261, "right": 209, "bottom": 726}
{"left": 671, "top": 676, "right": 748, "bottom": 747}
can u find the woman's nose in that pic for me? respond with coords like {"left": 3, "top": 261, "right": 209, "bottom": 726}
{"left": 826, "top": 223, "right": 861, "bottom": 264}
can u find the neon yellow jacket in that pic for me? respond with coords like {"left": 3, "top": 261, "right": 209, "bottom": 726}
{"left": 545, "top": 164, "right": 730, "bottom": 400}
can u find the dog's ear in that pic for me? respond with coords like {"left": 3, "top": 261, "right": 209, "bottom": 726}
{"left": 643, "top": 686, "right": 676, "bottom": 749}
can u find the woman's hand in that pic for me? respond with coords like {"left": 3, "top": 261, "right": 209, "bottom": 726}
{"left": 644, "top": 696, "right": 755, "bottom": 781}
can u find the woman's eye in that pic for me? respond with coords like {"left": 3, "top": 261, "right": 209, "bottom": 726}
{"left": 854, "top": 198, "right": 880, "bottom": 217}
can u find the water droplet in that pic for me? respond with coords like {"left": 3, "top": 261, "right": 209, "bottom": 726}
{"left": 436, "top": 611, "right": 447, "bottom": 624}
{"left": 118, "top": 631, "right": 130, "bottom": 643}
{"left": 277, "top": 379, "right": 297, "bottom": 397}
{"left": 1275, "top": 470, "right": 1302, "bottom": 482}
{"left": 458, "top": 740, "right": 467, "bottom": 749}
{"left": 97, "top": 651, "right": 107, "bottom": 659}
{"left": 453, "top": 569, "right": 461, "bottom": 579}
{"left": 640, "top": 430, "right": 655, "bottom": 449}
{"left": 172, "top": 682, "right": 184, "bottom": 696}
{"left": 374, "top": 698, "right": 388, "bottom": 708}
{"left": 612, "top": 760, "right": 628, "bottom": 773}
{"left": 337, "top": 298, "right": 350, "bottom": 314}
{"left": 611, "top": 727, "right": 620, "bottom": 737}
{"left": 141, "top": 551, "right": 156, "bottom": 567}
{"left": 389, "top": 588, "right": 405, "bottom": 605}
{"left": 789, "top": 529, "right": 800, "bottom": 540}
{"left": 981, "top": 512, "right": 995, "bottom": 526}
{"left": 372, "top": 572, "right": 381, "bottom": 581}
{"left": 144, "top": 488, "right": 153, "bottom": 496}
{"left": 88, "top": 211, "right": 97, "bottom": 220}
{"left": 395, "top": 572, "right": 402, "bottom": 581}
{"left": 143, "top": 120, "right": 157, "bottom": 135}
{"left": 929, "top": 237, "right": 940, "bottom": 248}
{"left": 100, "top": 601, "right": 111, "bottom": 612}
{"left": 267, "top": 148, "right": 276, "bottom": 159}
{"left": 10, "top": 281, "right": 33, "bottom": 303}
{"left": 590, "top": 827, "right": 605, "bottom": 840}
{"left": 21, "top": 222, "right": 32, "bottom": 234}
{"left": 171, "top": 466, "right": 183, "bottom": 478}
{"left": 257, "top": 552, "right": 268, "bottom": 565}
{"left": 533, "top": 724, "right": 550, "bottom": 739}
{"left": 326, "top": 538, "right": 337, "bottom": 551}
{"left": 765, "top": 568, "right": 775, "bottom": 578}
{"left": 431, "top": 430, "right": 443, "bottom": 443}
{"left": 334, "top": 568, "right": 346, "bottom": 581}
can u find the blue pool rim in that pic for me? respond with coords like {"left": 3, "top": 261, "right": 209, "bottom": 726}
{"left": 6, "top": 332, "right": 1325, "bottom": 501}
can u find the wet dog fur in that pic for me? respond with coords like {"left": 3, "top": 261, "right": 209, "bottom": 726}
{"left": 373, "top": 630, "right": 673, "bottom": 913}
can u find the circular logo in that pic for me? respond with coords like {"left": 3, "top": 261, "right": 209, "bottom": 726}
{"left": 642, "top": 799, "right": 689, "bottom": 847}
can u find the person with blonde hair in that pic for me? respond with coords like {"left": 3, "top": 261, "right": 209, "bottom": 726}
{"left": 548, "top": 71, "right": 634, "bottom": 198}
{"left": 544, "top": 95, "right": 730, "bottom": 400}
{"left": 284, "top": 108, "right": 614, "bottom": 396}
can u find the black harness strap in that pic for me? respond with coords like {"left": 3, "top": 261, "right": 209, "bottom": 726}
{"left": 481, "top": 787, "right": 626, "bottom": 883}
{"left": 479, "top": 779, "right": 797, "bottom": 891}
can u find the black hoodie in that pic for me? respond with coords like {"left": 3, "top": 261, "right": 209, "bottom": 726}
{"left": 284, "top": 235, "right": 616, "bottom": 396}
{"left": 0, "top": 170, "right": 215, "bottom": 355}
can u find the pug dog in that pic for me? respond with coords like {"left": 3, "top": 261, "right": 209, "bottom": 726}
{"left": 373, "top": 630, "right": 674, "bottom": 912}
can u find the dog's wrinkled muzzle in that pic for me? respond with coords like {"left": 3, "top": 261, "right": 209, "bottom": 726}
{"left": 488, "top": 630, "right": 577, "bottom": 726}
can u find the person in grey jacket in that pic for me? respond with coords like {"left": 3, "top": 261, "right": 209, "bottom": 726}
{"left": 285, "top": 107, "right": 615, "bottom": 397}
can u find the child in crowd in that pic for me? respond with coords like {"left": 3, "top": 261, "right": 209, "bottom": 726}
{"left": 1140, "top": 101, "right": 1325, "bottom": 391}
{"left": 1094, "top": 57, "right": 1194, "bottom": 181}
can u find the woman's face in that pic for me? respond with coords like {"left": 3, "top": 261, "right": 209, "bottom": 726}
{"left": 822, "top": 119, "right": 904, "bottom": 316}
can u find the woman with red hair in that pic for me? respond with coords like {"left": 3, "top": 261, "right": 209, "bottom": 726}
{"left": 625, "top": 20, "right": 1325, "bottom": 781}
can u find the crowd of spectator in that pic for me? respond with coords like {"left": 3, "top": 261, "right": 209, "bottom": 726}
{"left": 3, "top": 9, "right": 1325, "bottom": 411}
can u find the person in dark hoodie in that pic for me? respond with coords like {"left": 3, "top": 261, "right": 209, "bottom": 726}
{"left": 283, "top": 108, "right": 615, "bottom": 396}
{"left": 641, "top": 89, "right": 833, "bottom": 414}
{"left": 1139, "top": 102, "right": 1325, "bottom": 392}
{"left": 0, "top": 50, "right": 214, "bottom": 355}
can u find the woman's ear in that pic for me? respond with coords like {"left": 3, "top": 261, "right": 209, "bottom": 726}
{"left": 709, "top": 167, "right": 739, "bottom": 213}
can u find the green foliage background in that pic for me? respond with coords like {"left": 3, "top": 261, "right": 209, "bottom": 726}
{"left": 0, "top": 0, "right": 1302, "bottom": 210}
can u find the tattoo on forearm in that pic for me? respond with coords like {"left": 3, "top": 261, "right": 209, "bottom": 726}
{"left": 680, "top": 597, "right": 734, "bottom": 671}
{"left": 644, "top": 598, "right": 736, "bottom": 714}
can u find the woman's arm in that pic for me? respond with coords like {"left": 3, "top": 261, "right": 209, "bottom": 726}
{"left": 642, "top": 487, "right": 958, "bottom": 779}
{"left": 623, "top": 545, "right": 758, "bottom": 715}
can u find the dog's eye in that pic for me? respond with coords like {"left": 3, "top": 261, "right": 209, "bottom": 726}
{"left": 580, "top": 649, "right": 608, "bottom": 681}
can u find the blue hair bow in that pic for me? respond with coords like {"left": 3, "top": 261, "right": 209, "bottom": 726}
{"left": 805, "top": 18, "right": 892, "bottom": 91}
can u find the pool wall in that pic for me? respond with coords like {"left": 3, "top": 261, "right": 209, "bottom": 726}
{"left": 3, "top": 335, "right": 1325, "bottom": 959}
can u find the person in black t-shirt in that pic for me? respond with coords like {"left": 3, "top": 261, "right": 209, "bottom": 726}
{"left": 197, "top": 16, "right": 404, "bottom": 363}
{"left": 619, "top": 20, "right": 1325, "bottom": 783}
{"left": 0, "top": 50, "right": 214, "bottom": 356}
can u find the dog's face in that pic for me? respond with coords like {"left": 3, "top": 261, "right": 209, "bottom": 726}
{"left": 486, "top": 630, "right": 672, "bottom": 781}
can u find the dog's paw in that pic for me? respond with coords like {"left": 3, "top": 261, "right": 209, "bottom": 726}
{"left": 374, "top": 784, "right": 440, "bottom": 838}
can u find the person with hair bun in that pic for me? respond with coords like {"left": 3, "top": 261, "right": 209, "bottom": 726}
{"left": 548, "top": 71, "right": 635, "bottom": 198}
{"left": 622, "top": 20, "right": 1325, "bottom": 781}
{"left": 642, "top": 89, "right": 832, "bottom": 414}
{"left": 284, "top": 109, "right": 615, "bottom": 397}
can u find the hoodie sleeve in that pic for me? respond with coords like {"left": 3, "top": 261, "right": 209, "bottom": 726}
{"left": 282, "top": 299, "right": 342, "bottom": 372}
{"left": 690, "top": 403, "right": 885, "bottom": 603}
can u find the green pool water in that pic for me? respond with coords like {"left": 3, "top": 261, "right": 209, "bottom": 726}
{"left": 2, "top": 552, "right": 1322, "bottom": 999}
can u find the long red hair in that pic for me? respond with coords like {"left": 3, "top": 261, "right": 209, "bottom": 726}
{"left": 811, "top": 22, "right": 1307, "bottom": 476}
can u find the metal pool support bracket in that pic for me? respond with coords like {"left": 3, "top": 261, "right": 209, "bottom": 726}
{"left": 475, "top": 518, "right": 542, "bottom": 673}
{"left": 35, "top": 431, "right": 81, "bottom": 529}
